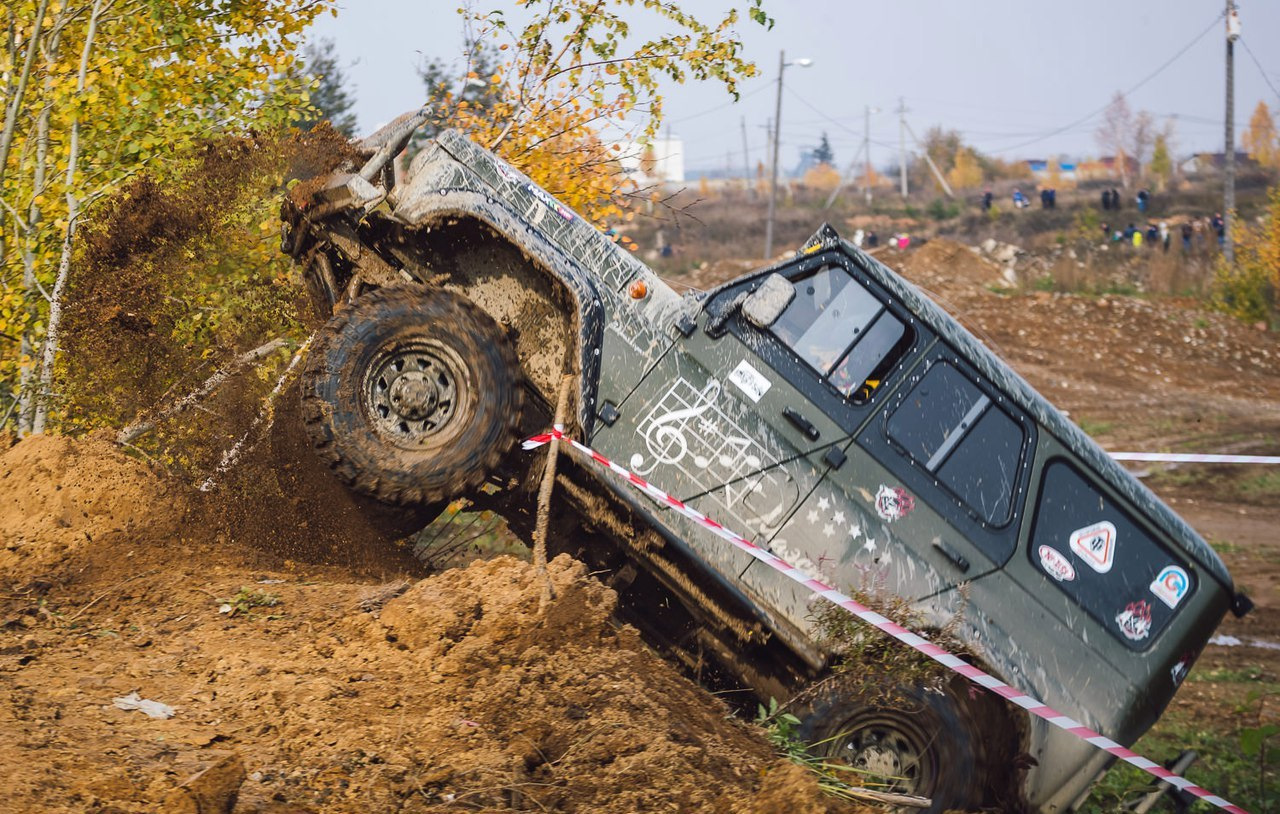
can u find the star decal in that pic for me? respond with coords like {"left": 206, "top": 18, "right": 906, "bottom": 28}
{"left": 817, "top": 496, "right": 831, "bottom": 511}
{"left": 822, "top": 523, "right": 835, "bottom": 537}
{"left": 863, "top": 538, "right": 877, "bottom": 553}
{"left": 833, "top": 511, "right": 846, "bottom": 525}
{"left": 806, "top": 509, "right": 819, "bottom": 524}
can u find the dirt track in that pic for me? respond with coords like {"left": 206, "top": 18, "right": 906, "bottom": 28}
{"left": 1, "top": 239, "right": 1277, "bottom": 812}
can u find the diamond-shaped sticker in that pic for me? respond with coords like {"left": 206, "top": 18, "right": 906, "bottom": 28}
{"left": 1069, "top": 521, "right": 1117, "bottom": 574}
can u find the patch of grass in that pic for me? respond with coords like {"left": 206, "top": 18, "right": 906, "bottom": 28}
{"left": 1188, "top": 664, "right": 1267, "bottom": 684}
{"left": 1082, "top": 709, "right": 1273, "bottom": 814}
{"left": 1207, "top": 536, "right": 1241, "bottom": 556}
{"left": 1030, "top": 274, "right": 1057, "bottom": 292}
{"left": 1076, "top": 417, "right": 1115, "bottom": 438}
{"left": 217, "top": 587, "right": 281, "bottom": 619}
{"left": 1241, "top": 471, "right": 1280, "bottom": 498}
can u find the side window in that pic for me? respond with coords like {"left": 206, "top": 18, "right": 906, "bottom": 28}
{"left": 770, "top": 265, "right": 913, "bottom": 403}
{"left": 1030, "top": 460, "right": 1195, "bottom": 651}
{"left": 886, "top": 361, "right": 1026, "bottom": 527}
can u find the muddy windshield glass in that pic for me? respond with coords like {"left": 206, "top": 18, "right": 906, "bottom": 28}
{"left": 770, "top": 265, "right": 911, "bottom": 402}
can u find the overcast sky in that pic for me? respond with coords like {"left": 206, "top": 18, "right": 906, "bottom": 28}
{"left": 309, "top": 1, "right": 1280, "bottom": 173}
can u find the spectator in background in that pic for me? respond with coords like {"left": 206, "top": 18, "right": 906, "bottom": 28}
{"left": 1040, "top": 188, "right": 1050, "bottom": 209}
{"left": 1131, "top": 225, "right": 1143, "bottom": 248}
{"left": 866, "top": 231, "right": 879, "bottom": 248}
{"left": 1146, "top": 223, "right": 1159, "bottom": 246}
{"left": 1136, "top": 188, "right": 1150, "bottom": 214}
{"left": 1159, "top": 221, "right": 1170, "bottom": 252}
{"left": 1180, "top": 221, "right": 1193, "bottom": 251}
{"left": 1110, "top": 187, "right": 1121, "bottom": 210}
{"left": 1211, "top": 212, "right": 1225, "bottom": 247}
{"left": 1123, "top": 223, "right": 1137, "bottom": 243}
{"left": 1101, "top": 189, "right": 1112, "bottom": 210}
{"left": 1012, "top": 188, "right": 1028, "bottom": 209}
{"left": 1048, "top": 188, "right": 1057, "bottom": 209}
{"left": 982, "top": 189, "right": 993, "bottom": 211}
{"left": 1101, "top": 221, "right": 1111, "bottom": 241}
{"left": 853, "top": 228, "right": 865, "bottom": 247}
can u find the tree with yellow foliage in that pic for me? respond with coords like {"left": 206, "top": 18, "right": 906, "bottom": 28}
{"left": 0, "top": 0, "right": 330, "bottom": 433}
{"left": 1214, "top": 184, "right": 1280, "bottom": 327}
{"left": 946, "top": 147, "right": 983, "bottom": 191}
{"left": 1243, "top": 101, "right": 1278, "bottom": 171}
{"left": 422, "top": 0, "right": 771, "bottom": 225}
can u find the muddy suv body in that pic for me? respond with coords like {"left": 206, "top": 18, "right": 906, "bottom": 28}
{"left": 282, "top": 111, "right": 1246, "bottom": 812}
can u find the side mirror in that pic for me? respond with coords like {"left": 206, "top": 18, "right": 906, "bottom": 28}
{"left": 742, "top": 273, "right": 795, "bottom": 329}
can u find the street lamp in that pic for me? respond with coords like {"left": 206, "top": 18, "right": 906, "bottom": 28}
{"left": 763, "top": 51, "right": 813, "bottom": 259}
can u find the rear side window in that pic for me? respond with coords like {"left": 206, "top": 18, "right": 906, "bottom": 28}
{"left": 886, "top": 361, "right": 1025, "bottom": 527}
{"left": 1030, "top": 460, "right": 1195, "bottom": 650}
{"left": 770, "top": 265, "right": 912, "bottom": 403}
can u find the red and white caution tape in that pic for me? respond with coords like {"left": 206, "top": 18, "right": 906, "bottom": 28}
{"left": 524, "top": 428, "right": 1249, "bottom": 814}
{"left": 1109, "top": 451, "right": 1280, "bottom": 465}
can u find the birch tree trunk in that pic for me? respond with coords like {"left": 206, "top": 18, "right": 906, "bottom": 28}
{"left": 30, "top": 0, "right": 102, "bottom": 434}
{"left": 15, "top": 42, "right": 59, "bottom": 435}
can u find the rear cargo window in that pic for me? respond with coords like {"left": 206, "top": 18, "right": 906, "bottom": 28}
{"left": 886, "top": 361, "right": 1025, "bottom": 526}
{"left": 1030, "top": 460, "right": 1195, "bottom": 651}
{"left": 770, "top": 265, "right": 912, "bottom": 403}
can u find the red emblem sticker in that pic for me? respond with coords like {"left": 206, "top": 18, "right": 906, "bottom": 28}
{"left": 1116, "top": 600, "right": 1153, "bottom": 641}
{"left": 1069, "top": 520, "right": 1117, "bottom": 574}
{"left": 1038, "top": 545, "right": 1076, "bottom": 582}
{"left": 874, "top": 485, "right": 915, "bottom": 522}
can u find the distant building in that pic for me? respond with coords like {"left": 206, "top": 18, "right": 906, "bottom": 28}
{"left": 1026, "top": 159, "right": 1078, "bottom": 183}
{"left": 1076, "top": 155, "right": 1139, "bottom": 182}
{"left": 1178, "top": 151, "right": 1253, "bottom": 176}
{"left": 613, "top": 137, "right": 685, "bottom": 187}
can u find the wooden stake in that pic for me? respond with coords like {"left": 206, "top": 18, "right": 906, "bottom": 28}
{"left": 533, "top": 374, "right": 574, "bottom": 610}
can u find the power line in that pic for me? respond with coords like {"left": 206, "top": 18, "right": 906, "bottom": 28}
{"left": 1239, "top": 36, "right": 1280, "bottom": 104}
{"left": 990, "top": 11, "right": 1225, "bottom": 155}
{"left": 667, "top": 83, "right": 772, "bottom": 124}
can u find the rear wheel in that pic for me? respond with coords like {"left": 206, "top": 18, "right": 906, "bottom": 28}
{"left": 301, "top": 285, "right": 523, "bottom": 506}
{"left": 799, "top": 684, "right": 983, "bottom": 813}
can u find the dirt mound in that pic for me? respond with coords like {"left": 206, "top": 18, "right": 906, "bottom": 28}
{"left": 0, "top": 433, "right": 180, "bottom": 584}
{"left": 895, "top": 238, "right": 1009, "bottom": 300}
{"left": 0, "top": 435, "right": 856, "bottom": 813}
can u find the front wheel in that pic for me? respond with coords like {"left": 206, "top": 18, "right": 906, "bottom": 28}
{"left": 301, "top": 285, "right": 523, "bottom": 506}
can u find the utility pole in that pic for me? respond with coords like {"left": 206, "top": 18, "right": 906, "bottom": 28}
{"left": 740, "top": 116, "right": 752, "bottom": 195}
{"left": 763, "top": 50, "right": 811, "bottom": 259}
{"left": 764, "top": 50, "right": 785, "bottom": 259}
{"left": 864, "top": 105, "right": 873, "bottom": 206}
{"left": 1224, "top": 0, "right": 1239, "bottom": 265}
{"left": 898, "top": 97, "right": 908, "bottom": 198}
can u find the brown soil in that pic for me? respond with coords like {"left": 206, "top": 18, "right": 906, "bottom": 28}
{"left": 0, "top": 432, "right": 856, "bottom": 813}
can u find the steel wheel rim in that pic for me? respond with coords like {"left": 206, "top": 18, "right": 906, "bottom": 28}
{"left": 827, "top": 709, "right": 938, "bottom": 795}
{"left": 364, "top": 340, "right": 467, "bottom": 446}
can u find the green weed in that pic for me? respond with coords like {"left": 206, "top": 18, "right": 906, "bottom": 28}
{"left": 217, "top": 587, "right": 281, "bottom": 619}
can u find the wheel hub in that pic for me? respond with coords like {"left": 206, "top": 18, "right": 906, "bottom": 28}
{"left": 365, "top": 343, "right": 461, "bottom": 444}
{"left": 388, "top": 374, "right": 439, "bottom": 420}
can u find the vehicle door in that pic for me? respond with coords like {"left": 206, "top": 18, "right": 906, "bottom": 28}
{"left": 738, "top": 263, "right": 1038, "bottom": 637}
{"left": 586, "top": 249, "right": 892, "bottom": 582}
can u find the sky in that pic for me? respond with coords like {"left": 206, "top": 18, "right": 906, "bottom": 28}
{"left": 308, "top": 1, "right": 1280, "bottom": 175}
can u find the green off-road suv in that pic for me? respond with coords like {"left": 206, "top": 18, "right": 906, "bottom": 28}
{"left": 281, "top": 109, "right": 1251, "bottom": 812}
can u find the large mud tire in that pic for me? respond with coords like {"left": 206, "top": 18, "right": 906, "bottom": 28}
{"left": 798, "top": 684, "right": 984, "bottom": 814}
{"left": 301, "top": 285, "right": 523, "bottom": 506}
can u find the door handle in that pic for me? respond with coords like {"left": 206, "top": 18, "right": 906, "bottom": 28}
{"left": 932, "top": 540, "right": 970, "bottom": 573}
{"left": 782, "top": 407, "right": 820, "bottom": 441}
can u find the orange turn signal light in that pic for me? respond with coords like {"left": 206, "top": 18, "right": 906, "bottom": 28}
{"left": 628, "top": 280, "right": 648, "bottom": 299}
